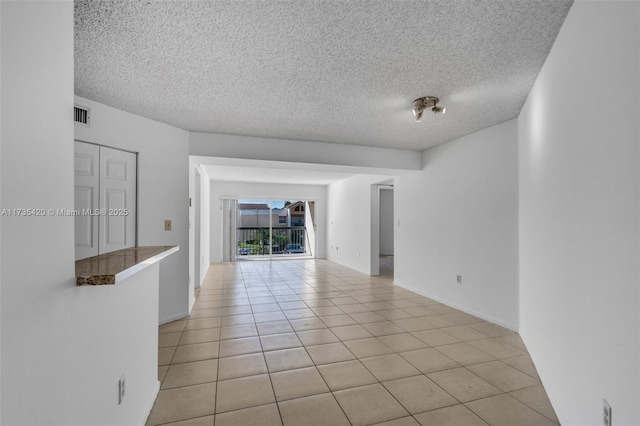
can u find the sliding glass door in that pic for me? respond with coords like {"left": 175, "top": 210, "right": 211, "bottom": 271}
{"left": 234, "top": 199, "right": 313, "bottom": 260}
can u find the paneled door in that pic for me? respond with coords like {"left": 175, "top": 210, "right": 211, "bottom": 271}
{"left": 74, "top": 141, "right": 137, "bottom": 260}
{"left": 74, "top": 141, "right": 99, "bottom": 260}
{"left": 99, "top": 146, "right": 136, "bottom": 254}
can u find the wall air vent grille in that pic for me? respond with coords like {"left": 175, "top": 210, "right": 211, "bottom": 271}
{"left": 74, "top": 105, "right": 90, "bottom": 126}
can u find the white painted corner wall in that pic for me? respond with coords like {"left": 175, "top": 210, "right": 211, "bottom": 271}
{"left": 189, "top": 159, "right": 211, "bottom": 292}
{"left": 1, "top": 2, "right": 160, "bottom": 425}
{"left": 208, "top": 181, "right": 327, "bottom": 263}
{"left": 74, "top": 97, "right": 190, "bottom": 325}
{"left": 394, "top": 120, "right": 519, "bottom": 330}
{"left": 518, "top": 2, "right": 640, "bottom": 425}
{"left": 326, "top": 174, "right": 393, "bottom": 275}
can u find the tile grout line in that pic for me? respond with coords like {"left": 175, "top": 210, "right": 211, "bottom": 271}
{"left": 153, "top": 260, "right": 557, "bottom": 425}
{"left": 249, "top": 278, "right": 286, "bottom": 426}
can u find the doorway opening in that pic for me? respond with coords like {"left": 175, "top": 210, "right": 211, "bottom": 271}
{"left": 379, "top": 186, "right": 394, "bottom": 278}
{"left": 229, "top": 199, "right": 316, "bottom": 261}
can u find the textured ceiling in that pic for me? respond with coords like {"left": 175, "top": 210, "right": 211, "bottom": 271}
{"left": 75, "top": 0, "right": 572, "bottom": 151}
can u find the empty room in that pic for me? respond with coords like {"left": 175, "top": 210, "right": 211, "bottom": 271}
{"left": 1, "top": 1, "right": 638, "bottom": 425}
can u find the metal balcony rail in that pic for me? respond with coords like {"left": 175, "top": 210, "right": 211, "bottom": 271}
{"left": 237, "top": 226, "right": 309, "bottom": 256}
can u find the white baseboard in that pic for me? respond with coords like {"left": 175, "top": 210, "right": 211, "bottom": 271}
{"left": 139, "top": 380, "right": 160, "bottom": 426}
{"left": 393, "top": 280, "right": 519, "bottom": 332}
{"left": 159, "top": 311, "right": 189, "bottom": 326}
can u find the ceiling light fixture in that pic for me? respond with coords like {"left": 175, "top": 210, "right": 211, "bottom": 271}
{"left": 413, "top": 96, "right": 446, "bottom": 122}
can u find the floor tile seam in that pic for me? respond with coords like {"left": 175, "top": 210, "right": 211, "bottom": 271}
{"left": 254, "top": 303, "right": 287, "bottom": 426}
{"left": 159, "top": 375, "right": 220, "bottom": 392}
{"left": 465, "top": 337, "right": 524, "bottom": 357}
{"left": 308, "top": 379, "right": 356, "bottom": 425}
{"left": 353, "top": 350, "right": 425, "bottom": 386}
{"left": 159, "top": 345, "right": 179, "bottom": 370}
{"left": 486, "top": 378, "right": 544, "bottom": 394}
{"left": 448, "top": 365, "right": 511, "bottom": 400}
{"left": 396, "top": 350, "right": 463, "bottom": 375}
{"left": 218, "top": 364, "right": 271, "bottom": 382}
{"left": 151, "top": 413, "right": 214, "bottom": 426}
{"left": 461, "top": 391, "right": 545, "bottom": 422}
{"left": 507, "top": 389, "right": 560, "bottom": 424}
{"left": 505, "top": 385, "right": 559, "bottom": 424}
{"left": 169, "top": 352, "right": 219, "bottom": 365}
{"left": 501, "top": 361, "right": 542, "bottom": 382}
{"left": 280, "top": 323, "right": 358, "bottom": 425}
{"left": 330, "top": 382, "right": 406, "bottom": 426}
{"left": 436, "top": 326, "right": 489, "bottom": 341}
{"left": 425, "top": 369, "right": 504, "bottom": 405}
{"left": 455, "top": 364, "right": 515, "bottom": 390}
{"left": 158, "top": 324, "right": 187, "bottom": 335}
{"left": 375, "top": 374, "right": 454, "bottom": 418}
{"left": 190, "top": 290, "right": 223, "bottom": 418}
{"left": 493, "top": 334, "right": 529, "bottom": 354}
{"left": 464, "top": 359, "right": 544, "bottom": 389}
{"left": 216, "top": 401, "right": 280, "bottom": 419}
{"left": 269, "top": 376, "right": 332, "bottom": 404}
{"left": 382, "top": 379, "right": 462, "bottom": 418}
{"left": 392, "top": 366, "right": 465, "bottom": 408}
{"left": 429, "top": 344, "right": 497, "bottom": 368}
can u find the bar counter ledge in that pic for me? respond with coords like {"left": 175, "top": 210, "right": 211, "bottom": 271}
{"left": 75, "top": 245, "right": 179, "bottom": 286}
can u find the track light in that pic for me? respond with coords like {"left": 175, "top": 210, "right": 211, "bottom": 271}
{"left": 413, "top": 96, "right": 445, "bottom": 122}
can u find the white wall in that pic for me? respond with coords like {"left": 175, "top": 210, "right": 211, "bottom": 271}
{"left": 200, "top": 169, "right": 211, "bottom": 283}
{"left": 1, "top": 2, "right": 160, "bottom": 424}
{"left": 326, "top": 175, "right": 391, "bottom": 275}
{"left": 209, "top": 181, "right": 327, "bottom": 263}
{"left": 379, "top": 188, "right": 394, "bottom": 255}
{"left": 0, "top": 1, "right": 4, "bottom": 417}
{"left": 75, "top": 97, "right": 190, "bottom": 325}
{"left": 518, "top": 2, "right": 639, "bottom": 425}
{"left": 191, "top": 132, "right": 421, "bottom": 172}
{"left": 394, "top": 120, "right": 519, "bottom": 330}
{"left": 189, "top": 161, "right": 211, "bottom": 291}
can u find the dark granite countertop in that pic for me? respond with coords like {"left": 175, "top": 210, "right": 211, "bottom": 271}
{"left": 76, "top": 245, "right": 179, "bottom": 286}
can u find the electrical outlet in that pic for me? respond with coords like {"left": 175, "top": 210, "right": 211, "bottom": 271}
{"left": 456, "top": 275, "right": 462, "bottom": 283}
{"left": 118, "top": 375, "right": 126, "bottom": 405}
{"left": 603, "top": 399, "right": 612, "bottom": 426}
{"left": 164, "top": 220, "right": 172, "bottom": 231}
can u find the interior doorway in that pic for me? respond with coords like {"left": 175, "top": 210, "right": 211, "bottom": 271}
{"left": 370, "top": 182, "right": 394, "bottom": 276}
{"left": 379, "top": 186, "right": 394, "bottom": 277}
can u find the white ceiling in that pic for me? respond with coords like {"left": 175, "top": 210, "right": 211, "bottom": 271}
{"left": 203, "top": 164, "right": 354, "bottom": 185}
{"left": 75, "top": 0, "right": 572, "bottom": 152}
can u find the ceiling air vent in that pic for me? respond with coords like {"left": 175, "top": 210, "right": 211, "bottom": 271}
{"left": 74, "top": 105, "right": 90, "bottom": 127}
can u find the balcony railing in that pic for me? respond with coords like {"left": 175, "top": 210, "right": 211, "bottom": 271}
{"left": 237, "top": 227, "right": 309, "bottom": 256}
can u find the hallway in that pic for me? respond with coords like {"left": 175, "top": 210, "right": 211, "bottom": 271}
{"left": 149, "top": 259, "right": 557, "bottom": 425}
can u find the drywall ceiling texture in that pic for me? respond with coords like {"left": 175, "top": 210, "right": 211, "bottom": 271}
{"left": 75, "top": 0, "right": 572, "bottom": 151}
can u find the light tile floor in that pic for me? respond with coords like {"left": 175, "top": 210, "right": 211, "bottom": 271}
{"left": 148, "top": 259, "right": 558, "bottom": 426}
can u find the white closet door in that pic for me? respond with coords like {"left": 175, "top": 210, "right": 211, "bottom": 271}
{"left": 99, "top": 146, "right": 137, "bottom": 254}
{"left": 74, "top": 141, "right": 99, "bottom": 260}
